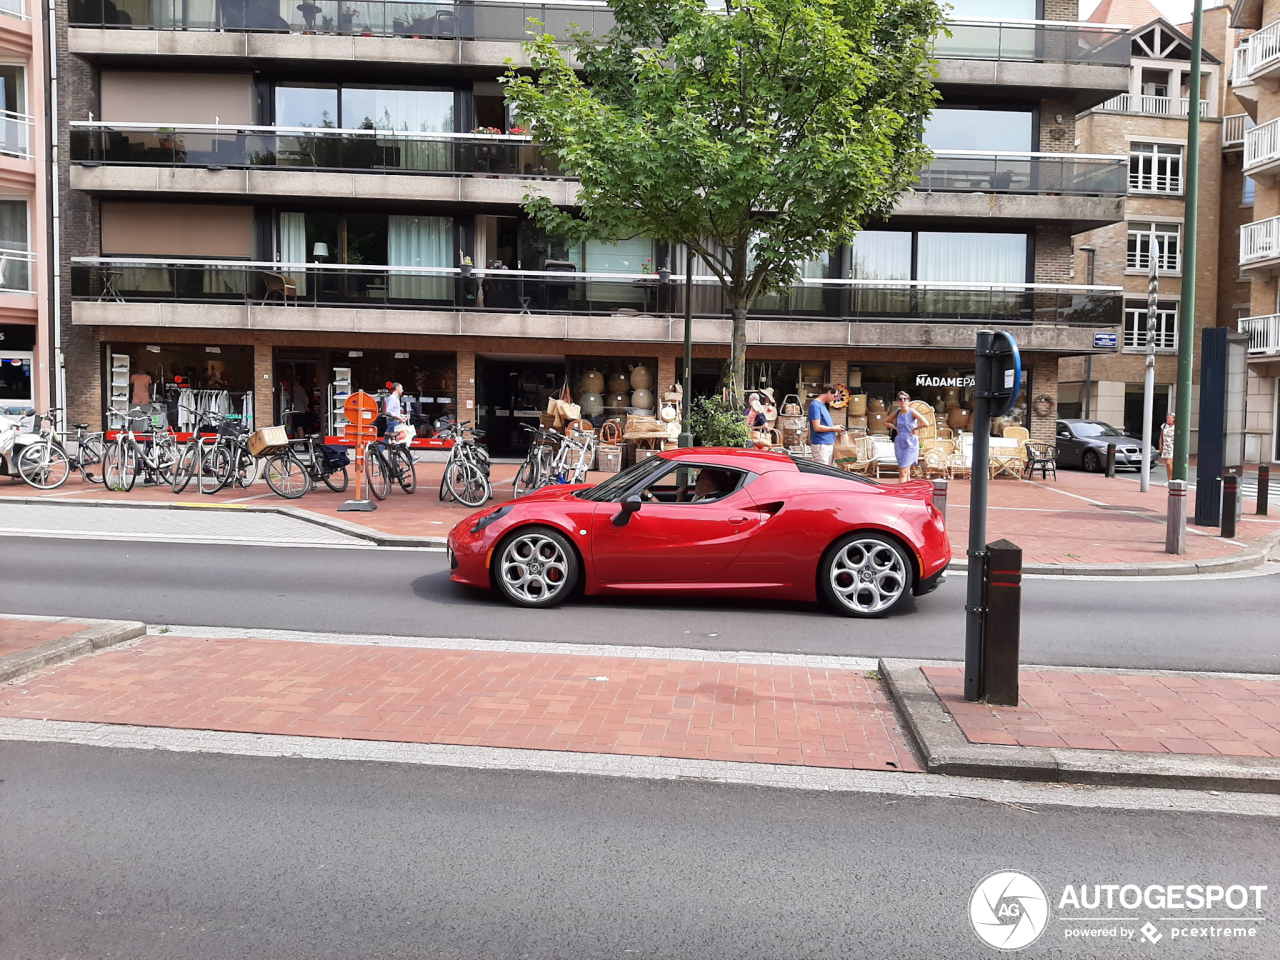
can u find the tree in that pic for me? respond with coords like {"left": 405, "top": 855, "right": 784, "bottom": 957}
{"left": 503, "top": 0, "right": 943, "bottom": 407}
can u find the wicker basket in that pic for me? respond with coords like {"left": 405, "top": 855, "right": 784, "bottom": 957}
{"left": 247, "top": 426, "right": 289, "bottom": 457}
{"left": 596, "top": 444, "right": 624, "bottom": 474}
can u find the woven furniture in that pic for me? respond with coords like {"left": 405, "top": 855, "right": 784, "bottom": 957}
{"left": 1024, "top": 440, "right": 1057, "bottom": 480}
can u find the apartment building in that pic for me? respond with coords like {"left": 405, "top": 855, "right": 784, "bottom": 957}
{"left": 1232, "top": 0, "right": 1280, "bottom": 464}
{"left": 55, "top": 0, "right": 1131, "bottom": 452}
{"left": 0, "top": 0, "right": 50, "bottom": 414}
{"left": 1059, "top": 1, "right": 1252, "bottom": 451}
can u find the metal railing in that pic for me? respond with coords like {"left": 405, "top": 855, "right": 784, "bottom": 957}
{"left": 70, "top": 123, "right": 562, "bottom": 177}
{"left": 1224, "top": 113, "right": 1253, "bottom": 148}
{"left": 1241, "top": 217, "right": 1280, "bottom": 266}
{"left": 934, "top": 19, "right": 1129, "bottom": 65}
{"left": 914, "top": 151, "right": 1127, "bottom": 197}
{"left": 1248, "top": 18, "right": 1280, "bottom": 77}
{"left": 0, "top": 249, "right": 36, "bottom": 291}
{"left": 1098, "top": 93, "right": 1214, "bottom": 118}
{"left": 1245, "top": 117, "right": 1280, "bottom": 172}
{"left": 1233, "top": 43, "right": 1254, "bottom": 86}
{"left": 69, "top": 258, "right": 1123, "bottom": 327}
{"left": 0, "top": 110, "right": 31, "bottom": 160}
{"left": 66, "top": 0, "right": 616, "bottom": 40}
{"left": 1240, "top": 314, "right": 1280, "bottom": 356}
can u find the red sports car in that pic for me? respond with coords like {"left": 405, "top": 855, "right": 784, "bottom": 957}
{"left": 447, "top": 448, "right": 950, "bottom": 618}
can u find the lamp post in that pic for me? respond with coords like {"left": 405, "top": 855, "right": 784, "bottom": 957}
{"left": 1079, "top": 245, "right": 1095, "bottom": 419}
{"left": 1140, "top": 226, "right": 1158, "bottom": 493}
{"left": 1173, "top": 0, "right": 1203, "bottom": 486}
{"left": 680, "top": 245, "right": 694, "bottom": 447}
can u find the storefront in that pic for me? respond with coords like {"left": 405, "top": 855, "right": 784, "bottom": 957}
{"left": 0, "top": 323, "right": 35, "bottom": 412}
{"left": 103, "top": 341, "right": 255, "bottom": 430}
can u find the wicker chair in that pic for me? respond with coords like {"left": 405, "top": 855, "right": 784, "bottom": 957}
{"left": 1024, "top": 440, "right": 1057, "bottom": 480}
{"left": 262, "top": 271, "right": 297, "bottom": 305}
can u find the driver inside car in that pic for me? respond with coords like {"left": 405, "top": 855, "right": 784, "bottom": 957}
{"left": 689, "top": 468, "right": 734, "bottom": 502}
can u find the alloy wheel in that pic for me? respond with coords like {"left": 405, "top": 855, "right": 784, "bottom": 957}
{"left": 499, "top": 532, "right": 571, "bottom": 604}
{"left": 827, "top": 537, "right": 908, "bottom": 616}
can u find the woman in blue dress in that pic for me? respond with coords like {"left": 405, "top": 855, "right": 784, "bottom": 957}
{"left": 892, "top": 392, "right": 930, "bottom": 482}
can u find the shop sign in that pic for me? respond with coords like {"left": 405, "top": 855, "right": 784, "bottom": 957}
{"left": 0, "top": 324, "right": 36, "bottom": 351}
{"left": 915, "top": 374, "right": 976, "bottom": 389}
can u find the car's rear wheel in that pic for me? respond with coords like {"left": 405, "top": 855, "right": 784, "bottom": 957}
{"left": 1082, "top": 449, "right": 1101, "bottom": 473}
{"left": 494, "top": 527, "right": 578, "bottom": 608}
{"left": 819, "top": 533, "right": 913, "bottom": 619}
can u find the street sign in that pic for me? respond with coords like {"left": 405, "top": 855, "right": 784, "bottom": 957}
{"left": 339, "top": 390, "right": 379, "bottom": 513}
{"left": 1093, "top": 332, "right": 1118, "bottom": 349}
{"left": 976, "top": 330, "right": 1022, "bottom": 419}
{"left": 344, "top": 391, "right": 379, "bottom": 425}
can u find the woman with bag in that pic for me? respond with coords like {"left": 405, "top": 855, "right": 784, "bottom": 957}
{"left": 892, "top": 391, "right": 929, "bottom": 482}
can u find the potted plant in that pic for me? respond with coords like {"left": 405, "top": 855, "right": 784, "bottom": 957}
{"left": 459, "top": 255, "right": 473, "bottom": 278}
{"left": 689, "top": 397, "right": 750, "bottom": 448}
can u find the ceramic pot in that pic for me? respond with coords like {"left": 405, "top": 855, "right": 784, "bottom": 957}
{"left": 630, "top": 387, "right": 654, "bottom": 411}
{"left": 629, "top": 364, "right": 653, "bottom": 391}
{"left": 579, "top": 392, "right": 605, "bottom": 418}
{"left": 848, "top": 394, "right": 867, "bottom": 416}
{"left": 607, "top": 371, "right": 630, "bottom": 394}
{"left": 580, "top": 369, "right": 605, "bottom": 394}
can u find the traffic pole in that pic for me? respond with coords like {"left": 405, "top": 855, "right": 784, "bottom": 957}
{"left": 679, "top": 245, "right": 694, "bottom": 448}
{"left": 964, "top": 332, "right": 993, "bottom": 703}
{"left": 1140, "top": 229, "right": 1158, "bottom": 493}
{"left": 1258, "top": 464, "right": 1271, "bottom": 516}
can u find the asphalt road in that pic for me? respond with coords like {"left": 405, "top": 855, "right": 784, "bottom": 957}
{"left": 1, "top": 740, "right": 1276, "bottom": 960}
{"left": 1, "top": 537, "right": 1277, "bottom": 672}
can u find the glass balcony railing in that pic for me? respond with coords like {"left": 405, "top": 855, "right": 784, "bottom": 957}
{"left": 0, "top": 110, "right": 32, "bottom": 160}
{"left": 934, "top": 19, "right": 1129, "bottom": 66}
{"left": 67, "top": 0, "right": 615, "bottom": 40}
{"left": 70, "top": 258, "right": 1121, "bottom": 327}
{"left": 70, "top": 124, "right": 562, "bottom": 177}
{"left": 915, "top": 151, "right": 1127, "bottom": 197}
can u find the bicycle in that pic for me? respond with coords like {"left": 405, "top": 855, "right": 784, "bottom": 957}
{"left": 102, "top": 408, "right": 179, "bottom": 492}
{"left": 262, "top": 435, "right": 350, "bottom": 500}
{"left": 363, "top": 430, "right": 417, "bottom": 501}
{"left": 171, "top": 413, "right": 251, "bottom": 495}
{"left": 512, "top": 424, "right": 560, "bottom": 498}
{"left": 545, "top": 423, "right": 597, "bottom": 487}
{"left": 15, "top": 414, "right": 107, "bottom": 489}
{"left": 439, "top": 421, "right": 491, "bottom": 508}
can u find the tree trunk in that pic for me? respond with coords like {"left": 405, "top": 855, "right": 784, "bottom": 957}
{"left": 727, "top": 303, "right": 749, "bottom": 412}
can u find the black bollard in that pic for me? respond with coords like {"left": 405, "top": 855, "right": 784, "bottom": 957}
{"left": 1223, "top": 472, "right": 1239, "bottom": 540}
{"left": 980, "top": 539, "right": 1023, "bottom": 707}
{"left": 1105, "top": 443, "right": 1117, "bottom": 478}
{"left": 1259, "top": 465, "right": 1271, "bottom": 517}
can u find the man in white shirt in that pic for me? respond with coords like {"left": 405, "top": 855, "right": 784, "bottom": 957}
{"left": 384, "top": 382, "right": 415, "bottom": 443}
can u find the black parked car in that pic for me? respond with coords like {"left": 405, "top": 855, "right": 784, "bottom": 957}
{"left": 1055, "top": 419, "right": 1158, "bottom": 473}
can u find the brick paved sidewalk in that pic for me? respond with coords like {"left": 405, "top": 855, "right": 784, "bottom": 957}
{"left": 0, "top": 620, "right": 87, "bottom": 659}
{"left": 925, "top": 666, "right": 1280, "bottom": 759}
{"left": 0, "top": 634, "right": 921, "bottom": 772}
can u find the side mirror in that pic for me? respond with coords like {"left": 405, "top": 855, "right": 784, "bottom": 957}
{"left": 613, "top": 495, "right": 642, "bottom": 527}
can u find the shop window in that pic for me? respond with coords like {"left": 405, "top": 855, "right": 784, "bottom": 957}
{"left": 1123, "top": 299, "right": 1178, "bottom": 351}
{"left": 0, "top": 352, "right": 31, "bottom": 403}
{"left": 1127, "top": 222, "right": 1180, "bottom": 273}
{"left": 1129, "top": 143, "right": 1183, "bottom": 194}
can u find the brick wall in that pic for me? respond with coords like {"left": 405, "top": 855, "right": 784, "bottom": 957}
{"left": 1028, "top": 354, "right": 1059, "bottom": 443}
{"left": 1041, "top": 0, "right": 1078, "bottom": 20}
{"left": 1038, "top": 99, "right": 1077, "bottom": 154}
{"left": 1034, "top": 225, "right": 1074, "bottom": 284}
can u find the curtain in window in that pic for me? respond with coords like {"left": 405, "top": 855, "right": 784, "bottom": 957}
{"left": 845, "top": 231, "right": 911, "bottom": 317}
{"left": 918, "top": 232, "right": 1026, "bottom": 319}
{"left": 343, "top": 87, "right": 454, "bottom": 171}
{"left": 279, "top": 211, "right": 307, "bottom": 295}
{"left": 586, "top": 237, "right": 652, "bottom": 305}
{"left": 388, "top": 215, "right": 452, "bottom": 301}
{"left": 0, "top": 199, "right": 25, "bottom": 290}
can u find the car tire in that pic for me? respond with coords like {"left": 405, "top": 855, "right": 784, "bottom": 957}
{"left": 493, "top": 527, "right": 578, "bottom": 609}
{"left": 819, "top": 532, "right": 913, "bottom": 619}
{"left": 1082, "top": 449, "right": 1101, "bottom": 473}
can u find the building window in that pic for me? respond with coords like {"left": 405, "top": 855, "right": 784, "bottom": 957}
{"left": 1244, "top": 176, "right": 1256, "bottom": 205}
{"left": 1123, "top": 299, "right": 1178, "bottom": 350}
{"left": 1129, "top": 143, "right": 1182, "bottom": 194}
{"left": 924, "top": 108, "right": 1034, "bottom": 152}
{"left": 1127, "top": 222, "right": 1180, "bottom": 272}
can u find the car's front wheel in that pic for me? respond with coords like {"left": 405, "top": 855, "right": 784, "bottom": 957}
{"left": 1082, "top": 449, "right": 1101, "bottom": 473}
{"left": 819, "top": 533, "right": 913, "bottom": 618}
{"left": 494, "top": 527, "right": 578, "bottom": 608}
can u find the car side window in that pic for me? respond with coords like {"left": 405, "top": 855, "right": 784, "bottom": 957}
{"left": 639, "top": 465, "right": 750, "bottom": 504}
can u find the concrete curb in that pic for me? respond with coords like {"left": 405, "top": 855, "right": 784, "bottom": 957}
{"left": 0, "top": 495, "right": 450, "bottom": 548}
{"left": 879, "top": 658, "right": 1280, "bottom": 795}
{"left": 946, "top": 527, "right": 1280, "bottom": 578}
{"left": 0, "top": 618, "right": 147, "bottom": 685}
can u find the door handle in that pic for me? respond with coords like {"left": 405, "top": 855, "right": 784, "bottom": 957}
{"left": 728, "top": 516, "right": 752, "bottom": 524}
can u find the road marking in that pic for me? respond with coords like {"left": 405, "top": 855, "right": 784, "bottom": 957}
{"left": 0, "top": 717, "right": 1275, "bottom": 818}
{"left": 0, "top": 529, "right": 384, "bottom": 549}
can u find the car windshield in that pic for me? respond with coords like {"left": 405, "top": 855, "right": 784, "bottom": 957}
{"left": 575, "top": 456, "right": 671, "bottom": 502}
{"left": 1071, "top": 421, "right": 1123, "bottom": 438}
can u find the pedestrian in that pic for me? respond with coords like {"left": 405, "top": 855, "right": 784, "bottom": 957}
{"left": 893, "top": 391, "right": 929, "bottom": 483}
{"left": 384, "top": 382, "right": 415, "bottom": 443}
{"left": 747, "top": 394, "right": 768, "bottom": 431}
{"left": 1160, "top": 412, "right": 1176, "bottom": 479}
{"left": 808, "top": 384, "right": 845, "bottom": 466}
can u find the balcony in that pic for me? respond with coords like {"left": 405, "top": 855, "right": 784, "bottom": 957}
{"left": 1097, "top": 93, "right": 1215, "bottom": 118}
{"left": 1234, "top": 43, "right": 1254, "bottom": 86}
{"left": 69, "top": 258, "right": 1121, "bottom": 347}
{"left": 1241, "top": 216, "right": 1280, "bottom": 274}
{"left": 1243, "top": 117, "right": 1280, "bottom": 180}
{"left": 0, "top": 110, "right": 31, "bottom": 160}
{"left": 932, "top": 19, "right": 1129, "bottom": 108}
{"left": 1247, "top": 18, "right": 1280, "bottom": 87}
{"left": 1224, "top": 113, "right": 1254, "bottom": 149}
{"left": 1240, "top": 315, "right": 1280, "bottom": 356}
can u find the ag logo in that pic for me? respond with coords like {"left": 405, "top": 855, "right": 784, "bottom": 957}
{"left": 969, "top": 870, "right": 1049, "bottom": 950}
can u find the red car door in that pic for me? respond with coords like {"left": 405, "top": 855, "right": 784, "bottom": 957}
{"left": 589, "top": 485, "right": 765, "bottom": 582}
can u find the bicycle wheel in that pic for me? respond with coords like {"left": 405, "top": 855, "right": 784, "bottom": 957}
{"left": 17, "top": 442, "right": 71, "bottom": 490}
{"left": 512, "top": 457, "right": 539, "bottom": 499}
{"left": 233, "top": 446, "right": 258, "bottom": 488}
{"left": 446, "top": 460, "right": 491, "bottom": 508}
{"left": 199, "top": 443, "right": 232, "bottom": 495}
{"left": 152, "top": 436, "right": 180, "bottom": 485}
{"left": 171, "top": 441, "right": 198, "bottom": 494}
{"left": 392, "top": 447, "right": 417, "bottom": 494}
{"left": 263, "top": 452, "right": 310, "bottom": 499}
{"left": 365, "top": 449, "right": 390, "bottom": 501}
{"left": 79, "top": 434, "right": 106, "bottom": 485}
{"left": 103, "top": 439, "right": 137, "bottom": 493}
{"left": 321, "top": 463, "right": 349, "bottom": 493}
{"left": 439, "top": 454, "right": 454, "bottom": 502}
